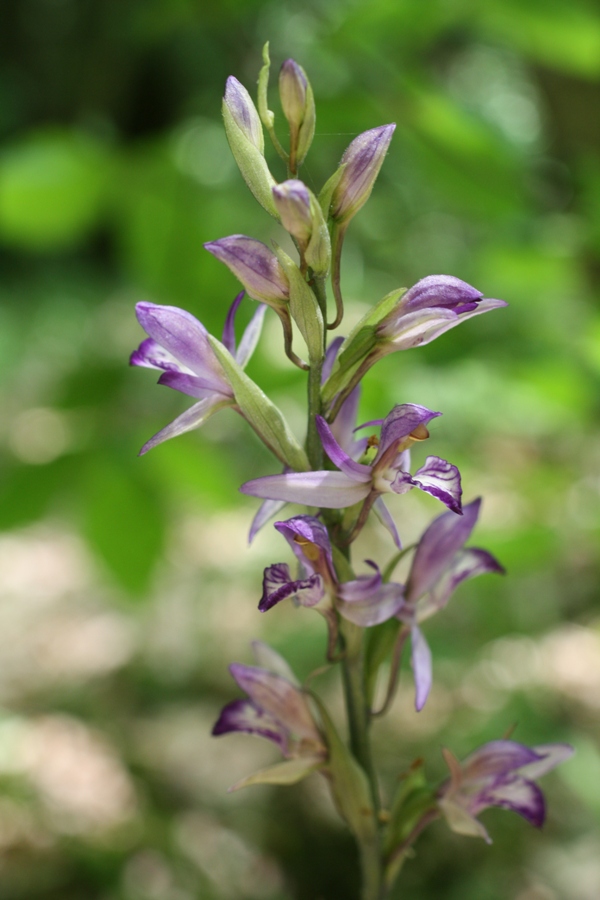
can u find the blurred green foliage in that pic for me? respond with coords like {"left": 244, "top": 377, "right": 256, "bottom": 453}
{"left": 0, "top": 0, "right": 599, "bottom": 898}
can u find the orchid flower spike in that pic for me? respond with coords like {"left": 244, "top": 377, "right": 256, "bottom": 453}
{"left": 130, "top": 292, "right": 265, "bottom": 454}
{"left": 212, "top": 641, "right": 326, "bottom": 791}
{"left": 438, "top": 740, "right": 574, "bottom": 843}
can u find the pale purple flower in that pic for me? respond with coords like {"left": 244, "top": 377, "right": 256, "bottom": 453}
{"left": 376, "top": 275, "right": 507, "bottom": 352}
{"left": 204, "top": 235, "right": 289, "bottom": 307}
{"left": 131, "top": 292, "right": 265, "bottom": 454}
{"left": 438, "top": 740, "right": 574, "bottom": 843}
{"left": 398, "top": 498, "right": 504, "bottom": 711}
{"left": 330, "top": 124, "right": 396, "bottom": 224}
{"left": 240, "top": 405, "right": 462, "bottom": 541}
{"left": 272, "top": 179, "right": 313, "bottom": 243}
{"left": 212, "top": 641, "right": 326, "bottom": 791}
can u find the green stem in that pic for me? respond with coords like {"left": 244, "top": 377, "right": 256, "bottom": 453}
{"left": 307, "top": 356, "right": 323, "bottom": 470}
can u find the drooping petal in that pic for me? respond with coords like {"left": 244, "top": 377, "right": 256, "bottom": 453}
{"left": 259, "top": 563, "right": 324, "bottom": 612}
{"left": 375, "top": 404, "right": 442, "bottom": 466}
{"left": 158, "top": 370, "right": 232, "bottom": 398}
{"left": 421, "top": 547, "right": 504, "bottom": 618}
{"left": 517, "top": 743, "right": 575, "bottom": 780}
{"left": 372, "top": 496, "right": 401, "bottom": 548}
{"left": 411, "top": 625, "right": 433, "bottom": 712}
{"left": 229, "top": 664, "right": 321, "bottom": 743}
{"left": 240, "top": 471, "right": 371, "bottom": 509}
{"left": 251, "top": 641, "right": 300, "bottom": 686}
{"left": 236, "top": 303, "right": 267, "bottom": 368}
{"left": 315, "top": 416, "right": 372, "bottom": 481}
{"left": 248, "top": 497, "right": 288, "bottom": 544}
{"left": 139, "top": 395, "right": 233, "bottom": 455}
{"left": 475, "top": 775, "right": 546, "bottom": 828}
{"left": 407, "top": 499, "right": 482, "bottom": 602}
{"left": 130, "top": 337, "right": 186, "bottom": 372}
{"left": 135, "top": 302, "right": 225, "bottom": 383}
{"left": 337, "top": 568, "right": 404, "bottom": 627}
{"left": 212, "top": 699, "right": 288, "bottom": 752}
{"left": 409, "top": 455, "right": 463, "bottom": 514}
{"left": 274, "top": 516, "right": 334, "bottom": 576}
{"left": 221, "top": 291, "right": 245, "bottom": 355}
{"left": 228, "top": 755, "right": 322, "bottom": 792}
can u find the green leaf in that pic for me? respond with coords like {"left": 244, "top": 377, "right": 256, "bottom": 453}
{"left": 207, "top": 334, "right": 310, "bottom": 472}
{"left": 275, "top": 246, "right": 324, "bottom": 362}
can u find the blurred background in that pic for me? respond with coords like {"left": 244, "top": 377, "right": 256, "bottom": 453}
{"left": 0, "top": 0, "right": 599, "bottom": 897}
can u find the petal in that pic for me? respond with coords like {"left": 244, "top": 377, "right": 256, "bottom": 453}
{"left": 138, "top": 395, "right": 232, "bottom": 455}
{"left": 135, "top": 302, "right": 225, "bottom": 382}
{"left": 322, "top": 337, "right": 344, "bottom": 382}
{"left": 331, "top": 385, "right": 363, "bottom": 458}
{"left": 517, "top": 743, "right": 575, "bottom": 780}
{"left": 398, "top": 275, "right": 483, "bottom": 314}
{"left": 411, "top": 625, "right": 432, "bottom": 712}
{"left": 373, "top": 496, "right": 401, "bottom": 549}
{"left": 212, "top": 699, "right": 288, "bottom": 753}
{"left": 274, "top": 516, "right": 334, "bottom": 575}
{"left": 407, "top": 498, "right": 482, "bottom": 601}
{"left": 240, "top": 471, "right": 371, "bottom": 509}
{"left": 375, "top": 404, "right": 442, "bottom": 465}
{"left": 439, "top": 797, "right": 492, "bottom": 843}
{"left": 130, "top": 337, "right": 186, "bottom": 372}
{"left": 228, "top": 756, "right": 322, "bottom": 792}
{"left": 419, "top": 547, "right": 504, "bottom": 619}
{"left": 393, "top": 299, "right": 508, "bottom": 349}
{"left": 251, "top": 641, "right": 300, "bottom": 686}
{"left": 337, "top": 576, "right": 404, "bottom": 627}
{"left": 461, "top": 741, "right": 544, "bottom": 783}
{"left": 259, "top": 563, "right": 324, "bottom": 612}
{"left": 410, "top": 455, "right": 462, "bottom": 514}
{"left": 229, "top": 664, "right": 321, "bottom": 743}
{"left": 204, "top": 235, "right": 289, "bottom": 304}
{"left": 221, "top": 291, "right": 245, "bottom": 355}
{"left": 477, "top": 775, "right": 546, "bottom": 828}
{"left": 315, "top": 417, "right": 372, "bottom": 481}
{"left": 248, "top": 497, "right": 288, "bottom": 544}
{"left": 236, "top": 303, "right": 267, "bottom": 368}
{"left": 158, "top": 370, "right": 231, "bottom": 398}
{"left": 337, "top": 560, "right": 382, "bottom": 601}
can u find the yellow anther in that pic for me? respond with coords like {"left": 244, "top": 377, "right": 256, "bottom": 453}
{"left": 293, "top": 536, "right": 321, "bottom": 561}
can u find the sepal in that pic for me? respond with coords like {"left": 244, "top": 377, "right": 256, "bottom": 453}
{"left": 228, "top": 756, "right": 323, "bottom": 792}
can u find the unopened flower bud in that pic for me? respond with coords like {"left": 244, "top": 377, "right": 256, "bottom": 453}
{"left": 224, "top": 76, "right": 264, "bottom": 152}
{"left": 272, "top": 180, "right": 313, "bottom": 243}
{"left": 330, "top": 124, "right": 396, "bottom": 224}
{"left": 279, "top": 59, "right": 316, "bottom": 167}
{"left": 205, "top": 235, "right": 289, "bottom": 306}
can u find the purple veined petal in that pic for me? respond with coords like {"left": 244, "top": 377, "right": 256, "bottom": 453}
{"left": 249, "top": 497, "right": 288, "bottom": 544}
{"left": 130, "top": 338, "right": 187, "bottom": 373}
{"left": 460, "top": 741, "right": 544, "bottom": 783}
{"left": 251, "top": 641, "right": 300, "bottom": 686}
{"left": 212, "top": 698, "right": 288, "bottom": 753}
{"left": 240, "top": 470, "right": 371, "bottom": 509}
{"left": 383, "top": 299, "right": 508, "bottom": 351}
{"left": 374, "top": 404, "right": 442, "bottom": 467}
{"left": 224, "top": 76, "right": 264, "bottom": 151}
{"left": 204, "top": 235, "right": 289, "bottom": 304}
{"left": 330, "top": 385, "right": 363, "bottom": 457}
{"left": 397, "top": 275, "right": 484, "bottom": 315}
{"left": 158, "top": 370, "right": 232, "bottom": 398}
{"left": 372, "top": 496, "right": 401, "bottom": 549}
{"left": 407, "top": 498, "right": 482, "bottom": 602}
{"left": 331, "top": 124, "right": 396, "bottom": 222}
{"left": 354, "top": 418, "right": 384, "bottom": 431}
{"left": 315, "top": 416, "right": 372, "bottom": 482}
{"left": 475, "top": 775, "right": 546, "bottom": 828}
{"left": 322, "top": 337, "right": 345, "bottom": 382}
{"left": 338, "top": 560, "right": 382, "bottom": 601}
{"left": 236, "top": 303, "right": 267, "bottom": 368}
{"left": 135, "top": 302, "right": 224, "bottom": 382}
{"left": 410, "top": 455, "right": 463, "bottom": 514}
{"left": 337, "top": 575, "right": 404, "bottom": 628}
{"left": 222, "top": 291, "right": 245, "bottom": 355}
{"left": 274, "top": 516, "right": 334, "bottom": 576}
{"left": 229, "top": 664, "right": 321, "bottom": 743}
{"left": 517, "top": 743, "right": 574, "bottom": 780}
{"left": 411, "top": 625, "right": 432, "bottom": 712}
{"left": 419, "top": 547, "right": 504, "bottom": 620}
{"left": 259, "top": 563, "right": 324, "bottom": 612}
{"left": 139, "top": 395, "right": 233, "bottom": 455}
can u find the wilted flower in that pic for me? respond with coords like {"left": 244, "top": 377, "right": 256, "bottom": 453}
{"left": 212, "top": 641, "right": 326, "bottom": 790}
{"left": 241, "top": 404, "right": 462, "bottom": 543}
{"left": 398, "top": 499, "right": 504, "bottom": 710}
{"left": 438, "top": 740, "right": 574, "bottom": 843}
{"left": 130, "top": 292, "right": 265, "bottom": 454}
{"left": 330, "top": 124, "right": 396, "bottom": 225}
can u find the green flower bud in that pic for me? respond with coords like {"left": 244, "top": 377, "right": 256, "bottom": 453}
{"left": 279, "top": 59, "right": 316, "bottom": 167}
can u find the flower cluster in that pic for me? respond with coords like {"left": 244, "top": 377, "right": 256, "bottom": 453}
{"left": 130, "top": 44, "right": 573, "bottom": 899}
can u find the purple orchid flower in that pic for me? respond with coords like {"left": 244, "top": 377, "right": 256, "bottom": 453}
{"left": 376, "top": 275, "right": 507, "bottom": 352}
{"left": 131, "top": 291, "right": 266, "bottom": 455}
{"left": 241, "top": 404, "right": 462, "bottom": 547}
{"left": 398, "top": 498, "right": 504, "bottom": 711}
{"left": 438, "top": 740, "right": 574, "bottom": 843}
{"left": 260, "top": 515, "right": 405, "bottom": 627}
{"left": 212, "top": 641, "right": 326, "bottom": 791}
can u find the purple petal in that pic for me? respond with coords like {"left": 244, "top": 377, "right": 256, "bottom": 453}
{"left": 337, "top": 560, "right": 382, "bottom": 601}
{"left": 158, "top": 370, "right": 232, "bottom": 398}
{"left": 517, "top": 743, "right": 575, "bottom": 780}
{"left": 409, "top": 455, "right": 462, "bottom": 514}
{"left": 331, "top": 124, "right": 396, "bottom": 222}
{"left": 398, "top": 275, "right": 483, "bottom": 315}
{"left": 259, "top": 563, "right": 324, "bottom": 612}
{"left": 476, "top": 776, "right": 546, "bottom": 828}
{"left": 274, "top": 516, "right": 334, "bottom": 576}
{"left": 236, "top": 303, "right": 267, "bottom": 368}
{"left": 373, "top": 497, "right": 401, "bottom": 548}
{"left": 139, "top": 395, "right": 232, "bottom": 455}
{"left": 315, "top": 417, "right": 372, "bottom": 481}
{"left": 222, "top": 291, "right": 245, "bottom": 355}
{"left": 337, "top": 568, "right": 404, "bottom": 627}
{"left": 135, "top": 302, "right": 225, "bottom": 383}
{"left": 375, "top": 404, "right": 442, "bottom": 466}
{"left": 407, "top": 498, "right": 482, "bottom": 601}
{"left": 229, "top": 664, "right": 321, "bottom": 743}
{"left": 240, "top": 471, "right": 371, "bottom": 509}
{"left": 322, "top": 337, "right": 344, "bottom": 382}
{"left": 212, "top": 698, "right": 288, "bottom": 753}
{"left": 461, "top": 741, "right": 544, "bottom": 782}
{"left": 249, "top": 497, "right": 288, "bottom": 544}
{"left": 422, "top": 547, "right": 504, "bottom": 617}
{"left": 224, "top": 76, "right": 263, "bottom": 150}
{"left": 130, "top": 338, "right": 184, "bottom": 372}
{"left": 204, "top": 235, "right": 289, "bottom": 304}
{"left": 411, "top": 625, "right": 432, "bottom": 712}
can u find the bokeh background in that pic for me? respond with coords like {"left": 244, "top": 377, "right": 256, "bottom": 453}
{"left": 1, "top": 0, "right": 599, "bottom": 897}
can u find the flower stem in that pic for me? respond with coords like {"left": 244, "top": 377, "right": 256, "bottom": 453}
{"left": 307, "top": 356, "right": 323, "bottom": 470}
